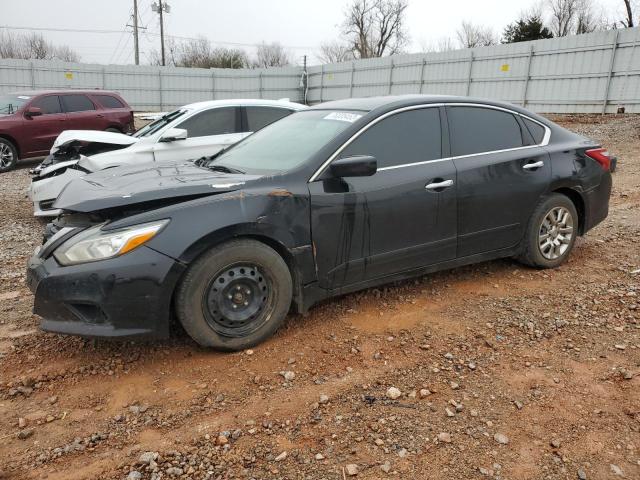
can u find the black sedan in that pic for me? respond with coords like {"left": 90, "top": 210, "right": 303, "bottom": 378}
{"left": 27, "top": 95, "right": 613, "bottom": 350}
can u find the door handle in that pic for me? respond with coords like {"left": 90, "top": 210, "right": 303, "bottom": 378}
{"left": 523, "top": 160, "right": 544, "bottom": 170}
{"left": 425, "top": 179, "right": 454, "bottom": 191}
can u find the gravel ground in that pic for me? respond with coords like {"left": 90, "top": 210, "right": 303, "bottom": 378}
{"left": 0, "top": 115, "right": 638, "bottom": 480}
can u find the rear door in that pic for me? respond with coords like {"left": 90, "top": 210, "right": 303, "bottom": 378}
{"left": 61, "top": 94, "right": 104, "bottom": 130}
{"left": 21, "top": 95, "right": 67, "bottom": 156}
{"left": 243, "top": 106, "right": 293, "bottom": 134}
{"left": 152, "top": 106, "right": 240, "bottom": 162}
{"left": 446, "top": 105, "right": 551, "bottom": 257}
{"left": 309, "top": 106, "right": 457, "bottom": 290}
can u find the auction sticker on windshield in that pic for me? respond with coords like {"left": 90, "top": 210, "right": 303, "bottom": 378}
{"left": 324, "top": 112, "right": 362, "bottom": 123}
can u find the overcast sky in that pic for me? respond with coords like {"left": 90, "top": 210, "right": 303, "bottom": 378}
{"left": 1, "top": 0, "right": 627, "bottom": 65}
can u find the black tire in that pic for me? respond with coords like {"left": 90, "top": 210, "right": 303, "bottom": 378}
{"left": 175, "top": 239, "right": 292, "bottom": 351}
{"left": 105, "top": 127, "right": 121, "bottom": 133}
{"left": 0, "top": 138, "right": 18, "bottom": 172}
{"left": 518, "top": 193, "right": 579, "bottom": 268}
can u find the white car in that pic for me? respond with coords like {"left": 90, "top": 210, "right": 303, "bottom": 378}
{"left": 29, "top": 98, "right": 306, "bottom": 216}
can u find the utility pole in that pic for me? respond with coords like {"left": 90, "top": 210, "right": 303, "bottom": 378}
{"left": 152, "top": 1, "right": 170, "bottom": 66}
{"left": 133, "top": 0, "right": 139, "bottom": 65}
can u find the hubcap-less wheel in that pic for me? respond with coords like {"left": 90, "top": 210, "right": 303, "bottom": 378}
{"left": 203, "top": 264, "right": 270, "bottom": 337}
{"left": 538, "top": 206, "right": 574, "bottom": 260}
{"left": 0, "top": 143, "right": 14, "bottom": 168}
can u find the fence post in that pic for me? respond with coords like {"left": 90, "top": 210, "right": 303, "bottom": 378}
{"left": 158, "top": 69, "right": 163, "bottom": 112}
{"left": 319, "top": 64, "right": 324, "bottom": 103}
{"left": 101, "top": 67, "right": 106, "bottom": 90}
{"left": 258, "top": 71, "right": 263, "bottom": 99}
{"left": 388, "top": 59, "right": 394, "bottom": 94}
{"left": 522, "top": 44, "right": 534, "bottom": 107}
{"left": 211, "top": 69, "right": 216, "bottom": 100}
{"left": 419, "top": 58, "right": 426, "bottom": 94}
{"left": 349, "top": 62, "right": 355, "bottom": 98}
{"left": 601, "top": 29, "right": 620, "bottom": 115}
{"left": 465, "top": 52, "right": 474, "bottom": 96}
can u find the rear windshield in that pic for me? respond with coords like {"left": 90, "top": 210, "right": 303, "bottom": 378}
{"left": 209, "top": 110, "right": 361, "bottom": 174}
{"left": 0, "top": 94, "right": 31, "bottom": 115}
{"left": 133, "top": 109, "right": 187, "bottom": 137}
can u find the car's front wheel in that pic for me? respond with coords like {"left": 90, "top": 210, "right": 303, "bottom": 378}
{"left": 175, "top": 239, "right": 292, "bottom": 351}
{"left": 0, "top": 138, "right": 18, "bottom": 172}
{"left": 518, "top": 193, "right": 578, "bottom": 268}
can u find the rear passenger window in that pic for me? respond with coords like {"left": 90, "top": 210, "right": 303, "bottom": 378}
{"left": 94, "top": 95, "right": 125, "bottom": 109}
{"left": 447, "top": 106, "right": 524, "bottom": 156}
{"left": 177, "top": 107, "right": 236, "bottom": 138}
{"left": 245, "top": 107, "right": 292, "bottom": 132}
{"left": 522, "top": 117, "right": 546, "bottom": 144}
{"left": 31, "top": 96, "right": 61, "bottom": 114}
{"left": 339, "top": 108, "right": 441, "bottom": 169}
{"left": 61, "top": 95, "right": 95, "bottom": 112}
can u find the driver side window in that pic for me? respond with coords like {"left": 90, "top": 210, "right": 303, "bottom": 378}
{"left": 177, "top": 107, "right": 237, "bottom": 138}
{"left": 339, "top": 107, "right": 442, "bottom": 169}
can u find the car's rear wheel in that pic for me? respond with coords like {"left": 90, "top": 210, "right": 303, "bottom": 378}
{"left": 518, "top": 193, "right": 578, "bottom": 268}
{"left": 105, "top": 127, "right": 121, "bottom": 133}
{"left": 0, "top": 138, "right": 18, "bottom": 172}
{"left": 175, "top": 239, "right": 292, "bottom": 351}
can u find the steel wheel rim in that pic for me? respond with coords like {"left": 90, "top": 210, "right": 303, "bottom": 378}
{"left": 202, "top": 264, "right": 272, "bottom": 337}
{"left": 538, "top": 206, "right": 574, "bottom": 260}
{"left": 0, "top": 144, "right": 14, "bottom": 168}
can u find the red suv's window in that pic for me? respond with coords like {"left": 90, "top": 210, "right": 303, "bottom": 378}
{"left": 31, "top": 95, "right": 62, "bottom": 114}
{"left": 61, "top": 95, "right": 95, "bottom": 112}
{"left": 94, "top": 94, "right": 125, "bottom": 109}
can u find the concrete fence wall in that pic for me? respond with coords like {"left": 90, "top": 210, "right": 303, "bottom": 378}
{"left": 1, "top": 27, "right": 639, "bottom": 113}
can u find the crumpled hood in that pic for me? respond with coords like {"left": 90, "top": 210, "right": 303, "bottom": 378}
{"left": 51, "top": 130, "right": 138, "bottom": 154}
{"left": 54, "top": 161, "right": 260, "bottom": 213}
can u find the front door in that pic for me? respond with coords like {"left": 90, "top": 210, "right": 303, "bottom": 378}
{"left": 445, "top": 105, "right": 552, "bottom": 257}
{"left": 309, "top": 106, "right": 457, "bottom": 291}
{"left": 21, "top": 95, "right": 67, "bottom": 156}
{"left": 153, "top": 106, "right": 244, "bottom": 162}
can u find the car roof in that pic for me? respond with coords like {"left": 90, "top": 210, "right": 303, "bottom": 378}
{"left": 9, "top": 89, "right": 122, "bottom": 97}
{"left": 181, "top": 98, "right": 307, "bottom": 111}
{"left": 308, "top": 94, "right": 541, "bottom": 117}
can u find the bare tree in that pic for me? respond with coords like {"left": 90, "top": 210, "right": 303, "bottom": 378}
{"left": 253, "top": 42, "right": 291, "bottom": 68}
{"left": 456, "top": 21, "right": 497, "bottom": 48}
{"left": 547, "top": 0, "right": 579, "bottom": 36}
{"left": 0, "top": 30, "right": 80, "bottom": 62}
{"left": 621, "top": 0, "right": 635, "bottom": 27}
{"left": 149, "top": 37, "right": 248, "bottom": 68}
{"left": 317, "top": 41, "right": 354, "bottom": 63}
{"left": 419, "top": 37, "right": 456, "bottom": 53}
{"left": 342, "top": 0, "right": 409, "bottom": 59}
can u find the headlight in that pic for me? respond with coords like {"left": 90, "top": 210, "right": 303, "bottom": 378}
{"left": 53, "top": 220, "right": 169, "bottom": 266}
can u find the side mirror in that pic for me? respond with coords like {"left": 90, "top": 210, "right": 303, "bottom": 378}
{"left": 25, "top": 106, "right": 43, "bottom": 117}
{"left": 329, "top": 155, "right": 377, "bottom": 178}
{"left": 159, "top": 128, "right": 187, "bottom": 142}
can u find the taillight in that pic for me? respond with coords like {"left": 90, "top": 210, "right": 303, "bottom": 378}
{"left": 585, "top": 148, "right": 611, "bottom": 171}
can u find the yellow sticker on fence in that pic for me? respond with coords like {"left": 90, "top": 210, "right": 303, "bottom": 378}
{"left": 64, "top": 72, "right": 73, "bottom": 80}
{"left": 500, "top": 64, "right": 510, "bottom": 72}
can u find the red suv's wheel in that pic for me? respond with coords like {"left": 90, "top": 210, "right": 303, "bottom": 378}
{"left": 0, "top": 138, "right": 18, "bottom": 172}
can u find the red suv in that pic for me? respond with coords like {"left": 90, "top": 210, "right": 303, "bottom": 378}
{"left": 0, "top": 90, "right": 134, "bottom": 172}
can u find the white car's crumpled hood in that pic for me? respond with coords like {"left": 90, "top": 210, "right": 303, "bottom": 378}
{"left": 50, "top": 130, "right": 139, "bottom": 154}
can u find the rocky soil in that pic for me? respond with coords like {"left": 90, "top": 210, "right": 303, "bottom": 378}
{"left": 0, "top": 114, "right": 638, "bottom": 480}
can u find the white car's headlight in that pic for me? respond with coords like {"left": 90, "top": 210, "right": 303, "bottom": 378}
{"left": 53, "top": 220, "right": 169, "bottom": 266}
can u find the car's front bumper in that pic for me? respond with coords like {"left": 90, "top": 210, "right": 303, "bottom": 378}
{"left": 27, "top": 245, "right": 186, "bottom": 339}
{"left": 30, "top": 166, "right": 86, "bottom": 217}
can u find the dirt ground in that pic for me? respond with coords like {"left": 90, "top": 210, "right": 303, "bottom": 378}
{"left": 0, "top": 115, "right": 638, "bottom": 480}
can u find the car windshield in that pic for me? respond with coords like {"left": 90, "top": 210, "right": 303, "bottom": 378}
{"left": 0, "top": 94, "right": 31, "bottom": 115}
{"left": 208, "top": 110, "right": 362, "bottom": 174}
{"left": 133, "top": 109, "right": 187, "bottom": 137}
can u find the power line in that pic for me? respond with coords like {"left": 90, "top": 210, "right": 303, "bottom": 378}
{"left": 0, "top": 25, "right": 317, "bottom": 50}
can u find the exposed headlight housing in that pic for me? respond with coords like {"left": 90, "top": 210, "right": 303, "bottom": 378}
{"left": 53, "top": 219, "right": 169, "bottom": 266}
